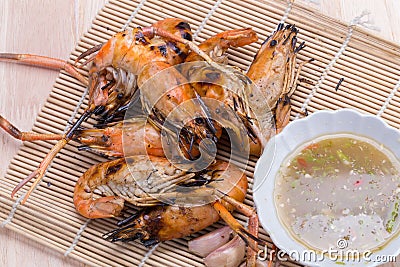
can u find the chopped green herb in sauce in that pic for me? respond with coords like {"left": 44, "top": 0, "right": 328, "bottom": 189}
{"left": 386, "top": 201, "right": 399, "bottom": 233}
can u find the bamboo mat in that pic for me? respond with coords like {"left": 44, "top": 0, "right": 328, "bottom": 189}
{"left": 1, "top": 0, "right": 400, "bottom": 266}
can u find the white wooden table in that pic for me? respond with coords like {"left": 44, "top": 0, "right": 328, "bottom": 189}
{"left": 0, "top": 1, "right": 399, "bottom": 266}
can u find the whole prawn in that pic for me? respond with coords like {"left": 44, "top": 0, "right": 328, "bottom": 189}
{"left": 73, "top": 155, "right": 261, "bottom": 252}
{"left": 246, "top": 24, "right": 314, "bottom": 150}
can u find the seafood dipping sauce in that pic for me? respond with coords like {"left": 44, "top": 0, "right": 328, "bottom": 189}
{"left": 274, "top": 133, "right": 400, "bottom": 253}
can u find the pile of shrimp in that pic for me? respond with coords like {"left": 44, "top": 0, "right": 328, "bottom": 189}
{"left": 0, "top": 18, "right": 309, "bottom": 267}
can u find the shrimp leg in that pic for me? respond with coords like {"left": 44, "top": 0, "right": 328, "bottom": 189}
{"left": 275, "top": 58, "right": 314, "bottom": 133}
{"left": 184, "top": 28, "right": 258, "bottom": 64}
{"left": 0, "top": 53, "right": 88, "bottom": 154}
{"left": 11, "top": 109, "right": 93, "bottom": 202}
{"left": 0, "top": 52, "right": 89, "bottom": 145}
{"left": 275, "top": 95, "right": 291, "bottom": 134}
{"left": 0, "top": 53, "right": 88, "bottom": 85}
{"left": 219, "top": 195, "right": 260, "bottom": 267}
{"left": 212, "top": 201, "right": 264, "bottom": 252}
{"left": 0, "top": 52, "right": 89, "bottom": 143}
{"left": 0, "top": 115, "right": 62, "bottom": 141}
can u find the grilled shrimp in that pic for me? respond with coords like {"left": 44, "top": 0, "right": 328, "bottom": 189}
{"left": 245, "top": 23, "right": 311, "bottom": 154}
{"left": 247, "top": 23, "right": 302, "bottom": 109}
{"left": 73, "top": 30, "right": 252, "bottom": 161}
{"left": 73, "top": 156, "right": 244, "bottom": 217}
{"left": 74, "top": 155, "right": 261, "bottom": 251}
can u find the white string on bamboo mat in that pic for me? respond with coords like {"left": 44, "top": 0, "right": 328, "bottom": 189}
{"left": 302, "top": 0, "right": 321, "bottom": 5}
{"left": 377, "top": 78, "right": 400, "bottom": 117}
{"left": 193, "top": 0, "right": 223, "bottom": 39}
{"left": 1, "top": 194, "right": 25, "bottom": 227}
{"left": 279, "top": 0, "right": 294, "bottom": 25}
{"left": 123, "top": 0, "right": 147, "bottom": 30}
{"left": 294, "top": 10, "right": 377, "bottom": 119}
{"left": 64, "top": 218, "right": 92, "bottom": 256}
{"left": 138, "top": 243, "right": 160, "bottom": 267}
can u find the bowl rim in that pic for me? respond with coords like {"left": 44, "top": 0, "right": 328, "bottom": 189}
{"left": 253, "top": 108, "right": 400, "bottom": 267}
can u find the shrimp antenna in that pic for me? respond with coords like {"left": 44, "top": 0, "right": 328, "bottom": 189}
{"left": 12, "top": 109, "right": 94, "bottom": 203}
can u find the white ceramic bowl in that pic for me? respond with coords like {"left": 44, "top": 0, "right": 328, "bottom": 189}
{"left": 253, "top": 109, "right": 400, "bottom": 266}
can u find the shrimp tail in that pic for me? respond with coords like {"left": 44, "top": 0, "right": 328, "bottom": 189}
{"left": 75, "top": 196, "right": 125, "bottom": 219}
{"left": 185, "top": 28, "right": 258, "bottom": 63}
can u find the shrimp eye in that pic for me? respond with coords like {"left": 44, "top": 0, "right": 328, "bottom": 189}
{"left": 181, "top": 32, "right": 193, "bottom": 41}
{"left": 175, "top": 21, "right": 191, "bottom": 31}
{"left": 195, "top": 117, "right": 204, "bottom": 125}
{"left": 270, "top": 40, "right": 278, "bottom": 47}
